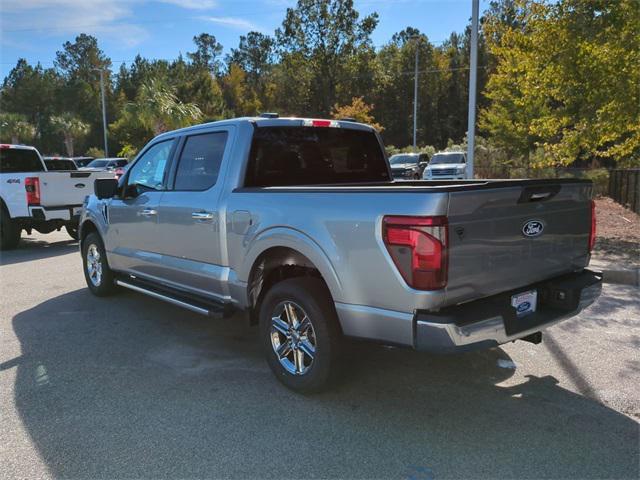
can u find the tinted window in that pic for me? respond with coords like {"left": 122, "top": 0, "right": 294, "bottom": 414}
{"left": 174, "top": 132, "right": 227, "bottom": 191}
{"left": 108, "top": 159, "right": 128, "bottom": 168}
{"left": 0, "top": 148, "right": 44, "bottom": 173}
{"left": 72, "top": 157, "right": 93, "bottom": 167}
{"left": 389, "top": 154, "right": 419, "bottom": 165}
{"left": 245, "top": 127, "right": 389, "bottom": 187}
{"left": 86, "top": 159, "right": 109, "bottom": 168}
{"left": 45, "top": 159, "right": 77, "bottom": 171}
{"left": 127, "top": 140, "right": 174, "bottom": 190}
{"left": 430, "top": 153, "right": 465, "bottom": 164}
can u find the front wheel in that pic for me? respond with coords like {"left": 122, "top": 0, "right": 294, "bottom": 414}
{"left": 82, "top": 232, "right": 116, "bottom": 296}
{"left": 259, "top": 277, "right": 342, "bottom": 393}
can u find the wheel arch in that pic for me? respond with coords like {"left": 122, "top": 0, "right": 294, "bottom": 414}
{"left": 243, "top": 229, "right": 344, "bottom": 325}
{"left": 79, "top": 219, "right": 99, "bottom": 244}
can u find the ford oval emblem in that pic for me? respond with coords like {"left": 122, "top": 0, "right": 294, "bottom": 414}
{"left": 517, "top": 301, "right": 531, "bottom": 313}
{"left": 522, "top": 220, "right": 544, "bottom": 237}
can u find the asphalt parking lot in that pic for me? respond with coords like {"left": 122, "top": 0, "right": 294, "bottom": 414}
{"left": 1, "top": 231, "right": 639, "bottom": 479}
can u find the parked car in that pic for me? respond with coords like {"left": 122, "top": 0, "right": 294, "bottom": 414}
{"left": 42, "top": 156, "right": 78, "bottom": 171}
{"left": 79, "top": 116, "right": 601, "bottom": 392}
{"left": 389, "top": 152, "right": 428, "bottom": 180}
{"left": 81, "top": 158, "right": 128, "bottom": 171}
{"left": 0, "top": 144, "right": 114, "bottom": 248}
{"left": 71, "top": 156, "right": 94, "bottom": 168}
{"left": 113, "top": 164, "right": 128, "bottom": 181}
{"left": 423, "top": 151, "right": 467, "bottom": 180}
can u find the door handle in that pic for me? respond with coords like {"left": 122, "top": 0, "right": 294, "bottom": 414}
{"left": 138, "top": 208, "right": 157, "bottom": 217}
{"left": 191, "top": 211, "right": 215, "bottom": 221}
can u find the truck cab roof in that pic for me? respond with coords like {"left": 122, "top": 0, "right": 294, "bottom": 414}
{"left": 154, "top": 117, "right": 375, "bottom": 142}
{"left": 0, "top": 144, "right": 39, "bottom": 151}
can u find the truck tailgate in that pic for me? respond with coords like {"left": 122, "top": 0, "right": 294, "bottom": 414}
{"left": 39, "top": 171, "right": 115, "bottom": 207}
{"left": 445, "top": 181, "right": 593, "bottom": 305}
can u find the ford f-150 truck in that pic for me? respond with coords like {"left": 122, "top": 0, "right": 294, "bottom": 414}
{"left": 79, "top": 116, "right": 602, "bottom": 392}
{"left": 0, "top": 144, "right": 114, "bottom": 249}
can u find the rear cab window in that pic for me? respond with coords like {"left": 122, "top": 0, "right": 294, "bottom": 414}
{"left": 0, "top": 148, "right": 45, "bottom": 173}
{"left": 244, "top": 126, "right": 390, "bottom": 187}
{"left": 44, "top": 159, "right": 77, "bottom": 171}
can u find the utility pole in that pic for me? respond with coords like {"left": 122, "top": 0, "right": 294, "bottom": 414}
{"left": 94, "top": 68, "right": 109, "bottom": 157}
{"left": 413, "top": 37, "right": 419, "bottom": 150}
{"left": 466, "top": 0, "right": 479, "bottom": 179}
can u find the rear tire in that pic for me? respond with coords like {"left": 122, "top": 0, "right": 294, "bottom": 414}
{"left": 82, "top": 232, "right": 116, "bottom": 296}
{"left": 259, "top": 277, "right": 342, "bottom": 393}
{"left": 0, "top": 208, "right": 21, "bottom": 250}
{"left": 65, "top": 225, "right": 79, "bottom": 240}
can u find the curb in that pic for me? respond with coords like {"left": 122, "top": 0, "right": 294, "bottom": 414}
{"left": 600, "top": 268, "right": 640, "bottom": 287}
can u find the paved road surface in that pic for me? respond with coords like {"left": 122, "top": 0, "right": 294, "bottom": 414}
{"left": 1, "top": 231, "right": 638, "bottom": 479}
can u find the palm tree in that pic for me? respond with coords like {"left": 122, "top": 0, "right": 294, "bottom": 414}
{"left": 0, "top": 113, "right": 36, "bottom": 144}
{"left": 50, "top": 113, "right": 90, "bottom": 157}
{"left": 132, "top": 79, "right": 203, "bottom": 135}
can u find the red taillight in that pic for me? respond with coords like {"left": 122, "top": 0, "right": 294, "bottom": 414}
{"left": 382, "top": 215, "right": 448, "bottom": 290}
{"left": 589, "top": 199, "right": 596, "bottom": 252}
{"left": 25, "top": 177, "right": 41, "bottom": 205}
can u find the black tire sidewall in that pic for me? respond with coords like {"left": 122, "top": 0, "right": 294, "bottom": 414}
{"left": 82, "top": 232, "right": 115, "bottom": 296}
{"left": 66, "top": 225, "right": 79, "bottom": 240}
{"left": 0, "top": 207, "right": 20, "bottom": 250}
{"left": 259, "top": 277, "right": 340, "bottom": 393}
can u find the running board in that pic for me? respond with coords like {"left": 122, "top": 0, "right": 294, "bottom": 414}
{"left": 115, "top": 278, "right": 233, "bottom": 319}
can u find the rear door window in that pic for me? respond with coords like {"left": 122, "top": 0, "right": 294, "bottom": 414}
{"left": 173, "top": 132, "right": 228, "bottom": 191}
{"left": 245, "top": 127, "right": 389, "bottom": 187}
{"left": 0, "top": 148, "right": 44, "bottom": 173}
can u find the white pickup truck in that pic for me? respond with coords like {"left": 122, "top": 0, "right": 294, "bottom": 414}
{"left": 0, "top": 144, "right": 114, "bottom": 249}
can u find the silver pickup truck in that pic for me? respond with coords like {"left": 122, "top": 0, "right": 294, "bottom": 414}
{"left": 79, "top": 116, "right": 602, "bottom": 392}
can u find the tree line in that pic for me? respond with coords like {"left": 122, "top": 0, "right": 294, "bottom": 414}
{"left": 1, "top": 0, "right": 637, "bottom": 170}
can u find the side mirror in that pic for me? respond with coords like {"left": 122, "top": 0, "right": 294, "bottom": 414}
{"left": 94, "top": 178, "right": 119, "bottom": 199}
{"left": 123, "top": 183, "right": 140, "bottom": 199}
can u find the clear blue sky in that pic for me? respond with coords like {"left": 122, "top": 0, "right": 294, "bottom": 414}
{"left": 0, "top": 0, "right": 490, "bottom": 78}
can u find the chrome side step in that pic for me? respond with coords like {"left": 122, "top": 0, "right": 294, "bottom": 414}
{"left": 116, "top": 280, "right": 220, "bottom": 317}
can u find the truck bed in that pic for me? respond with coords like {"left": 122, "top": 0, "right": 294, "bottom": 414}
{"left": 233, "top": 177, "right": 593, "bottom": 309}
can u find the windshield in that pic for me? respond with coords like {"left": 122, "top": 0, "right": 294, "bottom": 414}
{"left": 430, "top": 153, "right": 465, "bottom": 164}
{"left": 86, "top": 159, "right": 109, "bottom": 168}
{"left": 73, "top": 157, "right": 93, "bottom": 167}
{"left": 389, "top": 154, "right": 419, "bottom": 165}
{"left": 0, "top": 148, "right": 45, "bottom": 173}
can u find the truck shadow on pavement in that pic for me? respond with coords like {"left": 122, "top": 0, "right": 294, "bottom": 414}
{"left": 6, "top": 289, "right": 639, "bottom": 479}
{"left": 0, "top": 236, "right": 77, "bottom": 266}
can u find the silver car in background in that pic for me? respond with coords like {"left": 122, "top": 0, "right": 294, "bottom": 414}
{"left": 423, "top": 152, "right": 467, "bottom": 180}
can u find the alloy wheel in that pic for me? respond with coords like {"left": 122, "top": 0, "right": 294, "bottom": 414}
{"left": 86, "top": 244, "right": 103, "bottom": 287}
{"left": 270, "top": 301, "right": 317, "bottom": 375}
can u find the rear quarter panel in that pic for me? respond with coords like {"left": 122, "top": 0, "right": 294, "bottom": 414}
{"left": 0, "top": 173, "right": 29, "bottom": 218}
{"left": 225, "top": 190, "right": 450, "bottom": 312}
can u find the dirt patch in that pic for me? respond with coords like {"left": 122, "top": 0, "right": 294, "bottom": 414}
{"left": 594, "top": 197, "right": 640, "bottom": 266}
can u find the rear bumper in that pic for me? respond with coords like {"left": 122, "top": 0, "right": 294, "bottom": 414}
{"left": 28, "top": 204, "right": 83, "bottom": 222}
{"left": 415, "top": 269, "right": 602, "bottom": 353}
